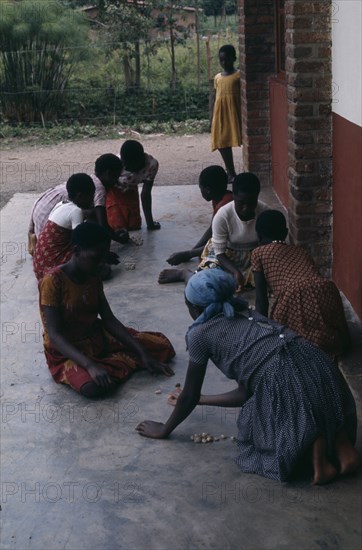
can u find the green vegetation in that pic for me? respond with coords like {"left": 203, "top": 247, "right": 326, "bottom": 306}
{"left": 0, "top": 119, "right": 209, "bottom": 148}
{"left": 0, "top": 0, "right": 89, "bottom": 124}
{"left": 0, "top": 0, "right": 238, "bottom": 144}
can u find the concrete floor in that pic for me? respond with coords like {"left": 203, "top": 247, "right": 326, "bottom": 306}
{"left": 1, "top": 186, "right": 361, "bottom": 550}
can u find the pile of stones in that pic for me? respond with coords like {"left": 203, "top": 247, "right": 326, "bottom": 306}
{"left": 190, "top": 433, "right": 236, "bottom": 444}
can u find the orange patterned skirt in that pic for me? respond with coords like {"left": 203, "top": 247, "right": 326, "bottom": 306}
{"left": 106, "top": 187, "right": 141, "bottom": 231}
{"left": 44, "top": 321, "right": 175, "bottom": 393}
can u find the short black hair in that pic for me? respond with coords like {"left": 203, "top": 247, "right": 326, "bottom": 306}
{"left": 255, "top": 210, "right": 288, "bottom": 241}
{"left": 219, "top": 44, "right": 236, "bottom": 58}
{"left": 66, "top": 173, "right": 95, "bottom": 201}
{"left": 232, "top": 172, "right": 261, "bottom": 196}
{"left": 71, "top": 221, "right": 111, "bottom": 250}
{"left": 199, "top": 166, "right": 228, "bottom": 193}
{"left": 120, "top": 140, "right": 146, "bottom": 172}
{"left": 94, "top": 154, "right": 122, "bottom": 177}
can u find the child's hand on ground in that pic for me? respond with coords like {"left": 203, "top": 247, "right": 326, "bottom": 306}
{"left": 166, "top": 250, "right": 192, "bottom": 265}
{"left": 105, "top": 251, "right": 120, "bottom": 265}
{"left": 86, "top": 362, "right": 113, "bottom": 389}
{"left": 136, "top": 420, "right": 167, "bottom": 439}
{"left": 140, "top": 354, "right": 174, "bottom": 377}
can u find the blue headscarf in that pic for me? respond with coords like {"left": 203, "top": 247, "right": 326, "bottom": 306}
{"left": 185, "top": 269, "right": 247, "bottom": 331}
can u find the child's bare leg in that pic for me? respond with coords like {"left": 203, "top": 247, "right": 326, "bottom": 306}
{"left": 158, "top": 268, "right": 194, "bottom": 285}
{"left": 141, "top": 179, "right": 161, "bottom": 230}
{"left": 311, "top": 436, "right": 338, "bottom": 485}
{"left": 335, "top": 429, "right": 360, "bottom": 475}
{"left": 218, "top": 147, "right": 236, "bottom": 179}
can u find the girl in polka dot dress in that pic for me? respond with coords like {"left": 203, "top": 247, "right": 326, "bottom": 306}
{"left": 137, "top": 270, "right": 359, "bottom": 484}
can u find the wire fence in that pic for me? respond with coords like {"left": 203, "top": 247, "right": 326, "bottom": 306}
{"left": 0, "top": 85, "right": 210, "bottom": 126}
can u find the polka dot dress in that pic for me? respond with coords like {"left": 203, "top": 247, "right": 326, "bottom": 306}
{"left": 187, "top": 311, "right": 356, "bottom": 482}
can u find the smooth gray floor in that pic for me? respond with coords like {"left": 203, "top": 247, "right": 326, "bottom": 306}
{"left": 1, "top": 186, "right": 361, "bottom": 550}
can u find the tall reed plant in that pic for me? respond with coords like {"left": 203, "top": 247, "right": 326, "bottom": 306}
{"left": 0, "top": 0, "right": 89, "bottom": 123}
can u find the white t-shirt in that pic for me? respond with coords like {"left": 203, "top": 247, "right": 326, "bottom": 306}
{"left": 211, "top": 200, "right": 269, "bottom": 254}
{"left": 48, "top": 201, "right": 84, "bottom": 230}
{"left": 30, "top": 175, "right": 105, "bottom": 236}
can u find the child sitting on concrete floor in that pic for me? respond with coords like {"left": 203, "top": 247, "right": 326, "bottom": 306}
{"left": 164, "top": 165, "right": 233, "bottom": 267}
{"left": 39, "top": 222, "right": 175, "bottom": 398}
{"left": 159, "top": 172, "right": 268, "bottom": 292}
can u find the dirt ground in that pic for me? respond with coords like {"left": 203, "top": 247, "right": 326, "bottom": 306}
{"left": 0, "top": 133, "right": 244, "bottom": 208}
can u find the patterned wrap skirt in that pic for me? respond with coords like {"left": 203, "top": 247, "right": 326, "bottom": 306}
{"left": 235, "top": 338, "right": 356, "bottom": 482}
{"left": 198, "top": 238, "right": 255, "bottom": 287}
{"left": 106, "top": 187, "right": 141, "bottom": 231}
{"left": 44, "top": 321, "right": 175, "bottom": 393}
{"left": 33, "top": 221, "right": 72, "bottom": 281}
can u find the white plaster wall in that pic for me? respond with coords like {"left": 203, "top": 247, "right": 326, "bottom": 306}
{"left": 332, "top": 0, "right": 362, "bottom": 126}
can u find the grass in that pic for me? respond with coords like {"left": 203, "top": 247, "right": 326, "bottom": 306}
{"left": 0, "top": 119, "right": 209, "bottom": 149}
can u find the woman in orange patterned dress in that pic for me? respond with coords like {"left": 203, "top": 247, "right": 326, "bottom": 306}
{"left": 39, "top": 222, "right": 175, "bottom": 397}
{"left": 251, "top": 210, "right": 350, "bottom": 360}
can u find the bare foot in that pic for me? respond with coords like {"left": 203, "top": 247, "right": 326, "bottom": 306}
{"left": 312, "top": 436, "right": 338, "bottom": 485}
{"left": 340, "top": 449, "right": 360, "bottom": 476}
{"left": 335, "top": 430, "right": 361, "bottom": 476}
{"left": 158, "top": 268, "right": 188, "bottom": 284}
{"left": 312, "top": 460, "right": 338, "bottom": 485}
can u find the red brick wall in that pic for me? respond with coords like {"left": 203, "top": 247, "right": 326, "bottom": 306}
{"left": 285, "top": 0, "right": 333, "bottom": 275}
{"left": 238, "top": 0, "right": 275, "bottom": 186}
{"left": 270, "top": 77, "right": 289, "bottom": 206}
{"left": 238, "top": 0, "right": 333, "bottom": 275}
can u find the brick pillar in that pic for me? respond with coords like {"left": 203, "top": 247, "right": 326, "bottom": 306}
{"left": 285, "top": 0, "right": 333, "bottom": 275}
{"left": 238, "top": 0, "right": 275, "bottom": 186}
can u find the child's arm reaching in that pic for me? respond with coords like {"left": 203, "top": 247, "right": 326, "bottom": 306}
{"left": 94, "top": 205, "right": 129, "bottom": 243}
{"left": 99, "top": 292, "right": 174, "bottom": 376}
{"left": 166, "top": 225, "right": 212, "bottom": 265}
{"left": 136, "top": 359, "right": 207, "bottom": 439}
{"left": 216, "top": 254, "right": 245, "bottom": 292}
{"left": 253, "top": 271, "right": 269, "bottom": 316}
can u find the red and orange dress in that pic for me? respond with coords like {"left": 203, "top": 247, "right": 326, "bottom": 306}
{"left": 33, "top": 201, "right": 83, "bottom": 281}
{"left": 251, "top": 243, "right": 350, "bottom": 359}
{"left": 106, "top": 153, "right": 158, "bottom": 231}
{"left": 39, "top": 267, "right": 175, "bottom": 394}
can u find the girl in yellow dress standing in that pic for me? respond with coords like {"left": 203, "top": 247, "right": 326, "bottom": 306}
{"left": 210, "top": 45, "right": 242, "bottom": 182}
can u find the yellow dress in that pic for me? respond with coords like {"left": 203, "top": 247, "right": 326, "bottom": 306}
{"left": 211, "top": 70, "right": 242, "bottom": 151}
